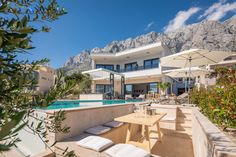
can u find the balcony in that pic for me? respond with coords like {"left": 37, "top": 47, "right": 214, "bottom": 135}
{"left": 116, "top": 64, "right": 159, "bottom": 73}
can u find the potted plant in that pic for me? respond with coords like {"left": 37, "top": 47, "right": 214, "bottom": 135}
{"left": 158, "top": 82, "right": 171, "bottom": 96}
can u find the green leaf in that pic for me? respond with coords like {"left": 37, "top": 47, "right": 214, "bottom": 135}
{"left": 21, "top": 16, "right": 28, "bottom": 27}
{"left": 0, "top": 3, "right": 7, "bottom": 12}
{"left": 0, "top": 36, "right": 3, "bottom": 47}
{"left": 0, "top": 111, "right": 26, "bottom": 140}
{"left": 17, "top": 27, "right": 37, "bottom": 34}
{"left": 0, "top": 144, "right": 11, "bottom": 151}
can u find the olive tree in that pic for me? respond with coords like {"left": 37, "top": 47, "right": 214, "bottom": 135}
{"left": 0, "top": 0, "right": 76, "bottom": 156}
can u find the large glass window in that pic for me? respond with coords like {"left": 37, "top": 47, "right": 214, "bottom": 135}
{"left": 96, "top": 64, "right": 114, "bottom": 71}
{"left": 144, "top": 58, "right": 159, "bottom": 69}
{"left": 125, "top": 84, "right": 133, "bottom": 94}
{"left": 116, "top": 65, "right": 120, "bottom": 72}
{"left": 149, "top": 82, "right": 158, "bottom": 93}
{"left": 96, "top": 84, "right": 111, "bottom": 94}
{"left": 125, "top": 62, "right": 138, "bottom": 72}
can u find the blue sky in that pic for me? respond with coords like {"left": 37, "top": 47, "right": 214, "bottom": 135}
{"left": 18, "top": 0, "right": 236, "bottom": 68}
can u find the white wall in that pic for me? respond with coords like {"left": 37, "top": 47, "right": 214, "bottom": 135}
{"left": 16, "top": 111, "right": 47, "bottom": 156}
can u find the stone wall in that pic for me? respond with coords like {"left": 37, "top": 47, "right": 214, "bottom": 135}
{"left": 46, "top": 103, "right": 134, "bottom": 142}
{"left": 192, "top": 108, "right": 236, "bottom": 157}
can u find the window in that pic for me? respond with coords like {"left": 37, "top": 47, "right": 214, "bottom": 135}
{"left": 96, "top": 64, "right": 114, "bottom": 71}
{"left": 144, "top": 58, "right": 159, "bottom": 69}
{"left": 96, "top": 84, "right": 111, "bottom": 94}
{"left": 116, "top": 65, "right": 120, "bottom": 71}
{"left": 125, "top": 84, "right": 133, "bottom": 94}
{"left": 149, "top": 83, "right": 158, "bottom": 93}
{"left": 125, "top": 62, "right": 137, "bottom": 72}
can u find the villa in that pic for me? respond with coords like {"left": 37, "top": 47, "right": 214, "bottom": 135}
{"left": 82, "top": 42, "right": 177, "bottom": 98}
{"left": 32, "top": 65, "right": 57, "bottom": 93}
{"left": 82, "top": 42, "right": 234, "bottom": 98}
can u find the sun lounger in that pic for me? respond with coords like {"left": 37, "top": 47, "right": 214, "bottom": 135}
{"left": 76, "top": 136, "right": 113, "bottom": 152}
{"left": 105, "top": 143, "right": 150, "bottom": 157}
{"left": 125, "top": 94, "right": 133, "bottom": 100}
{"left": 103, "top": 121, "right": 124, "bottom": 128}
{"left": 175, "top": 92, "right": 188, "bottom": 104}
{"left": 85, "top": 126, "right": 111, "bottom": 135}
{"left": 136, "top": 94, "right": 145, "bottom": 100}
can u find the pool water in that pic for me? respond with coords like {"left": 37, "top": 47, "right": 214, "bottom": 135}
{"left": 40, "top": 99, "right": 143, "bottom": 110}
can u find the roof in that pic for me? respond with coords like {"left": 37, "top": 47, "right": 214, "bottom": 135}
{"left": 90, "top": 42, "right": 164, "bottom": 60}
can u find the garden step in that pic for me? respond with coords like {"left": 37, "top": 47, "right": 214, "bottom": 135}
{"left": 176, "top": 126, "right": 192, "bottom": 132}
{"left": 172, "top": 130, "right": 192, "bottom": 139}
{"left": 177, "top": 108, "right": 193, "bottom": 114}
{"left": 176, "top": 123, "right": 192, "bottom": 131}
{"left": 177, "top": 113, "right": 192, "bottom": 119}
{"left": 177, "top": 117, "right": 192, "bottom": 123}
{"left": 177, "top": 111, "right": 192, "bottom": 115}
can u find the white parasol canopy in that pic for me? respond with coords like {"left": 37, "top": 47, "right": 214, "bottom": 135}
{"left": 163, "top": 67, "right": 210, "bottom": 78}
{"left": 160, "top": 49, "right": 233, "bottom": 68}
{"left": 161, "top": 49, "right": 233, "bottom": 103}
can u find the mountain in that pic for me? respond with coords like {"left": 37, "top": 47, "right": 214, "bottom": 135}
{"left": 63, "top": 15, "right": 236, "bottom": 74}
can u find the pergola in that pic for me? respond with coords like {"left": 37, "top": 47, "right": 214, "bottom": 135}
{"left": 82, "top": 68, "right": 125, "bottom": 99}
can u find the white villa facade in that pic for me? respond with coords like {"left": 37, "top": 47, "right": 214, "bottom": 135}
{"left": 83, "top": 42, "right": 180, "bottom": 98}
{"left": 83, "top": 42, "right": 235, "bottom": 98}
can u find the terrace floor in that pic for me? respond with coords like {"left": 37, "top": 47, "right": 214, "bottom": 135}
{"left": 55, "top": 129, "right": 194, "bottom": 157}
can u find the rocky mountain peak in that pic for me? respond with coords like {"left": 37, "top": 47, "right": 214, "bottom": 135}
{"left": 63, "top": 16, "right": 236, "bottom": 73}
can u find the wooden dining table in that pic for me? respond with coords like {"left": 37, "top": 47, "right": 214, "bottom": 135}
{"left": 115, "top": 112, "right": 167, "bottom": 152}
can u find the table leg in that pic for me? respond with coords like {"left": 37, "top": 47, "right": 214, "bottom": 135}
{"left": 144, "top": 125, "right": 151, "bottom": 152}
{"left": 156, "top": 122, "right": 162, "bottom": 142}
{"left": 126, "top": 123, "right": 132, "bottom": 143}
{"left": 141, "top": 125, "right": 145, "bottom": 137}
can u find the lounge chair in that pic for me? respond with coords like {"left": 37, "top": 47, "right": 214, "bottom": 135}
{"left": 175, "top": 92, "right": 188, "bottom": 104}
{"left": 136, "top": 94, "right": 145, "bottom": 100}
{"left": 76, "top": 136, "right": 150, "bottom": 157}
{"left": 125, "top": 94, "right": 133, "bottom": 100}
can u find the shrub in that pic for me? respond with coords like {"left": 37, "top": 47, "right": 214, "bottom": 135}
{"left": 191, "top": 67, "right": 236, "bottom": 129}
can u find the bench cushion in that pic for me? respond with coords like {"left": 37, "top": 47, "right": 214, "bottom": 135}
{"left": 76, "top": 136, "right": 113, "bottom": 152}
{"left": 105, "top": 144, "right": 150, "bottom": 157}
{"left": 85, "top": 126, "right": 111, "bottom": 135}
{"left": 104, "top": 121, "right": 124, "bottom": 128}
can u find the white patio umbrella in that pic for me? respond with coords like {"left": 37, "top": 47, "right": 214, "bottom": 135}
{"left": 163, "top": 67, "right": 210, "bottom": 78}
{"left": 161, "top": 49, "right": 233, "bottom": 102}
{"left": 163, "top": 67, "right": 210, "bottom": 92}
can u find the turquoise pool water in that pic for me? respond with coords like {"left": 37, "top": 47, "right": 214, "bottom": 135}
{"left": 41, "top": 99, "right": 143, "bottom": 110}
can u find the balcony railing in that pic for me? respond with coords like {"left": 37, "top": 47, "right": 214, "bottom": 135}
{"left": 115, "top": 64, "right": 159, "bottom": 73}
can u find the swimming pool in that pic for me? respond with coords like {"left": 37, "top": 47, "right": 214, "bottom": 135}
{"left": 41, "top": 99, "right": 143, "bottom": 110}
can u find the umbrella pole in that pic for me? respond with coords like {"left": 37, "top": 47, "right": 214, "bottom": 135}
{"left": 185, "top": 72, "right": 187, "bottom": 93}
{"left": 188, "top": 57, "right": 192, "bottom": 104}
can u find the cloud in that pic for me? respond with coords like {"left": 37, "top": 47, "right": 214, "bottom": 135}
{"left": 164, "top": 7, "right": 200, "bottom": 33}
{"left": 199, "top": 0, "right": 236, "bottom": 21}
{"left": 145, "top": 21, "right": 155, "bottom": 31}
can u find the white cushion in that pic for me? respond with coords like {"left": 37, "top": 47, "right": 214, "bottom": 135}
{"left": 85, "top": 126, "right": 111, "bottom": 135}
{"left": 104, "top": 121, "right": 124, "bottom": 128}
{"left": 76, "top": 136, "right": 113, "bottom": 152}
{"left": 105, "top": 144, "right": 150, "bottom": 157}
